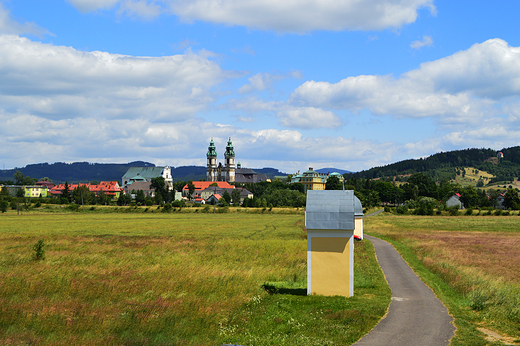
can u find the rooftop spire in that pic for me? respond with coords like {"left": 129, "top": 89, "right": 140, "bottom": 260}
{"left": 207, "top": 138, "right": 217, "bottom": 157}
{"left": 225, "top": 137, "right": 235, "bottom": 157}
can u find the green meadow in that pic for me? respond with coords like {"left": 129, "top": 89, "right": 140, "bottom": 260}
{"left": 0, "top": 210, "right": 390, "bottom": 346}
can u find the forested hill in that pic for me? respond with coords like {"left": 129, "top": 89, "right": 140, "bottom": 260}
{"left": 0, "top": 161, "right": 156, "bottom": 183}
{"left": 347, "top": 146, "right": 520, "bottom": 183}
{"left": 0, "top": 162, "right": 288, "bottom": 184}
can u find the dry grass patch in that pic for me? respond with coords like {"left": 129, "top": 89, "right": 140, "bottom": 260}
{"left": 366, "top": 214, "right": 520, "bottom": 344}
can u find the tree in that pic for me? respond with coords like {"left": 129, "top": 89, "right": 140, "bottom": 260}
{"left": 0, "top": 200, "right": 8, "bottom": 213}
{"left": 325, "top": 176, "right": 342, "bottom": 190}
{"left": 62, "top": 182, "right": 71, "bottom": 203}
{"left": 459, "top": 185, "right": 479, "bottom": 209}
{"left": 136, "top": 190, "right": 146, "bottom": 205}
{"left": 222, "top": 191, "right": 232, "bottom": 205}
{"left": 72, "top": 185, "right": 93, "bottom": 208}
{"left": 503, "top": 188, "right": 520, "bottom": 210}
{"left": 187, "top": 181, "right": 196, "bottom": 199}
{"left": 13, "top": 170, "right": 37, "bottom": 185}
{"left": 231, "top": 188, "right": 241, "bottom": 205}
{"left": 150, "top": 177, "right": 168, "bottom": 203}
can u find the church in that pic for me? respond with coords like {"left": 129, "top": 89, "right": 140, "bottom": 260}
{"left": 206, "top": 138, "right": 268, "bottom": 184}
{"left": 206, "top": 137, "right": 236, "bottom": 182}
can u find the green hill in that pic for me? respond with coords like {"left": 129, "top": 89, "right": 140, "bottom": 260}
{"left": 346, "top": 146, "right": 520, "bottom": 186}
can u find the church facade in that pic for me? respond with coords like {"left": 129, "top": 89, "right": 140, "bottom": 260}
{"left": 206, "top": 138, "right": 236, "bottom": 183}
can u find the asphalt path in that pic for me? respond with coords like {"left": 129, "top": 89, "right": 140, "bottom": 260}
{"left": 353, "top": 231, "right": 455, "bottom": 345}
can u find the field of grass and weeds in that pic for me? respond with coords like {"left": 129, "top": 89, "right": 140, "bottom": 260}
{"left": 365, "top": 213, "right": 520, "bottom": 345}
{"left": 0, "top": 209, "right": 390, "bottom": 345}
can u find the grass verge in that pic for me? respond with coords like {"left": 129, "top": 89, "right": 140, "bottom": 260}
{"left": 366, "top": 213, "right": 520, "bottom": 345}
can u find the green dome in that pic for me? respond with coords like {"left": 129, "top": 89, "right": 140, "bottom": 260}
{"left": 207, "top": 138, "right": 217, "bottom": 157}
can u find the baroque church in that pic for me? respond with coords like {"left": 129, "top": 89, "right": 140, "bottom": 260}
{"left": 206, "top": 138, "right": 269, "bottom": 184}
{"left": 206, "top": 137, "right": 236, "bottom": 182}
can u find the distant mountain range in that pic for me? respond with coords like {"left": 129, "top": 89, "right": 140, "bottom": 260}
{"left": 3, "top": 145, "right": 520, "bottom": 184}
{"left": 316, "top": 168, "right": 353, "bottom": 175}
{"left": 0, "top": 161, "right": 289, "bottom": 184}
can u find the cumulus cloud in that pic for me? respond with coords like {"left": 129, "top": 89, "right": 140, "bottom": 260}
{"left": 410, "top": 35, "right": 433, "bottom": 49}
{"left": 0, "top": 2, "right": 52, "bottom": 36}
{"left": 0, "top": 35, "right": 231, "bottom": 122}
{"left": 66, "top": 0, "right": 435, "bottom": 33}
{"left": 276, "top": 107, "right": 341, "bottom": 129}
{"left": 117, "top": 0, "right": 164, "bottom": 20}
{"left": 237, "top": 71, "right": 300, "bottom": 94}
{"left": 290, "top": 39, "right": 520, "bottom": 124}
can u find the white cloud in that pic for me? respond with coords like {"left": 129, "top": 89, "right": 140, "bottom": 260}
{"left": 0, "top": 2, "right": 52, "bottom": 36}
{"left": 410, "top": 35, "right": 433, "bottom": 49}
{"left": 169, "top": 0, "right": 436, "bottom": 33}
{"left": 238, "top": 72, "right": 299, "bottom": 94}
{"left": 277, "top": 107, "right": 341, "bottom": 129}
{"left": 117, "top": 0, "right": 164, "bottom": 20}
{"left": 290, "top": 39, "right": 520, "bottom": 124}
{"left": 65, "top": 0, "right": 121, "bottom": 13}
{"left": 0, "top": 35, "right": 231, "bottom": 122}
{"left": 65, "top": 0, "right": 435, "bottom": 33}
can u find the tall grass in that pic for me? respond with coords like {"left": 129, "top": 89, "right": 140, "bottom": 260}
{"left": 366, "top": 213, "right": 520, "bottom": 345}
{"left": 0, "top": 212, "right": 389, "bottom": 345}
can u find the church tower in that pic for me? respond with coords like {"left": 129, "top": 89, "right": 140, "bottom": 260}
{"left": 224, "top": 137, "right": 236, "bottom": 183}
{"left": 206, "top": 138, "right": 217, "bottom": 181}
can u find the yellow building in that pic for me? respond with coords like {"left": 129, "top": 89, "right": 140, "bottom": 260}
{"left": 291, "top": 168, "right": 345, "bottom": 193}
{"left": 291, "top": 167, "right": 326, "bottom": 192}
{"left": 306, "top": 190, "right": 356, "bottom": 297}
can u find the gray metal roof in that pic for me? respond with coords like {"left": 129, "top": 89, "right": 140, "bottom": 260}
{"left": 122, "top": 167, "right": 165, "bottom": 180}
{"left": 305, "top": 190, "right": 355, "bottom": 230}
{"left": 354, "top": 196, "right": 363, "bottom": 216}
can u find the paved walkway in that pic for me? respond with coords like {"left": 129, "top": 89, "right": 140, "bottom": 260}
{"left": 354, "top": 234, "right": 455, "bottom": 346}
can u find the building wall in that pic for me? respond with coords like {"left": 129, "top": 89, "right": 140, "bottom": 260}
{"left": 307, "top": 231, "right": 354, "bottom": 297}
{"left": 354, "top": 217, "right": 363, "bottom": 240}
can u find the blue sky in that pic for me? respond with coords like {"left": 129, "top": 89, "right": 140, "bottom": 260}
{"left": 1, "top": 0, "right": 520, "bottom": 174}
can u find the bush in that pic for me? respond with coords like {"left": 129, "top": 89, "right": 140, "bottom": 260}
{"left": 66, "top": 203, "right": 79, "bottom": 211}
{"left": 465, "top": 208, "right": 474, "bottom": 216}
{"left": 447, "top": 206, "right": 459, "bottom": 216}
{"left": 395, "top": 205, "right": 408, "bottom": 214}
{"left": 32, "top": 239, "right": 45, "bottom": 261}
{"left": 0, "top": 200, "right": 8, "bottom": 213}
{"left": 384, "top": 206, "right": 392, "bottom": 213}
{"left": 494, "top": 209, "right": 502, "bottom": 216}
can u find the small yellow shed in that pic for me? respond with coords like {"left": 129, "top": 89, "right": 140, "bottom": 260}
{"left": 306, "top": 190, "right": 356, "bottom": 297}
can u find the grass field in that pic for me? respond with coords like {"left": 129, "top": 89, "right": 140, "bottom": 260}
{"left": 365, "top": 213, "right": 520, "bottom": 345}
{"left": 0, "top": 210, "right": 390, "bottom": 345}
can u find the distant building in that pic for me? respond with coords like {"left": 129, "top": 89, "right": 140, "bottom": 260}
{"left": 291, "top": 167, "right": 344, "bottom": 193}
{"left": 121, "top": 166, "right": 172, "bottom": 189}
{"left": 446, "top": 193, "right": 463, "bottom": 209}
{"left": 207, "top": 138, "right": 235, "bottom": 183}
{"left": 50, "top": 182, "right": 123, "bottom": 199}
{"left": 497, "top": 152, "right": 504, "bottom": 158}
{"left": 206, "top": 137, "right": 269, "bottom": 184}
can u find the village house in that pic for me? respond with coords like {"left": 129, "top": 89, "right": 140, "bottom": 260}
{"left": 121, "top": 166, "right": 172, "bottom": 190}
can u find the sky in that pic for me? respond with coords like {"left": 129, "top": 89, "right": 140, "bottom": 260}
{"left": 1, "top": 0, "right": 520, "bottom": 174}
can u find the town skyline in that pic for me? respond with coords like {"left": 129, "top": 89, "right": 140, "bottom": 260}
{"left": 1, "top": 1, "right": 520, "bottom": 173}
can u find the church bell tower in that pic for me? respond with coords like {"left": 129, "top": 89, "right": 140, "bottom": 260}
{"left": 206, "top": 138, "right": 217, "bottom": 181}
{"left": 224, "top": 137, "right": 235, "bottom": 183}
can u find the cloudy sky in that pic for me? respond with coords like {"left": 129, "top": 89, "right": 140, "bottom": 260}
{"left": 1, "top": 0, "right": 519, "bottom": 173}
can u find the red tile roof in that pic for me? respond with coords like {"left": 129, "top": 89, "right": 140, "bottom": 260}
{"left": 182, "top": 181, "right": 234, "bottom": 192}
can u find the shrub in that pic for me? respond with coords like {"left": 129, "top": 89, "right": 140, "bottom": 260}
{"left": 465, "top": 208, "right": 474, "bottom": 216}
{"left": 32, "top": 239, "right": 45, "bottom": 261}
{"left": 447, "top": 206, "right": 459, "bottom": 216}
{"left": 0, "top": 200, "right": 8, "bottom": 213}
{"left": 395, "top": 205, "right": 408, "bottom": 214}
{"left": 66, "top": 203, "right": 79, "bottom": 211}
{"left": 202, "top": 205, "right": 211, "bottom": 213}
{"left": 384, "top": 206, "right": 392, "bottom": 213}
{"left": 494, "top": 209, "right": 502, "bottom": 216}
